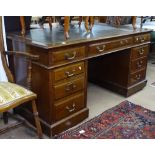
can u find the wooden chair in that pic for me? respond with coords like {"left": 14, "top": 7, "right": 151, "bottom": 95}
{"left": 20, "top": 16, "right": 94, "bottom": 39}
{"left": 0, "top": 17, "right": 43, "bottom": 138}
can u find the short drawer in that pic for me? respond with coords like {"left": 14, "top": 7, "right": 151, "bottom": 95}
{"left": 134, "top": 34, "right": 150, "bottom": 44}
{"left": 131, "top": 45, "right": 149, "bottom": 59}
{"left": 129, "top": 69, "right": 146, "bottom": 85}
{"left": 53, "top": 62, "right": 85, "bottom": 82}
{"left": 88, "top": 42, "right": 111, "bottom": 56}
{"left": 52, "top": 108, "right": 89, "bottom": 136}
{"left": 130, "top": 57, "right": 147, "bottom": 73}
{"left": 54, "top": 93, "right": 85, "bottom": 121}
{"left": 52, "top": 47, "right": 85, "bottom": 65}
{"left": 53, "top": 76, "right": 85, "bottom": 100}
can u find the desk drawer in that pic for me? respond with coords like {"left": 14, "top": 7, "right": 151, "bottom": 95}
{"left": 134, "top": 34, "right": 150, "bottom": 44}
{"left": 88, "top": 37, "right": 133, "bottom": 56}
{"left": 53, "top": 62, "right": 85, "bottom": 82}
{"left": 88, "top": 42, "right": 111, "bottom": 56}
{"left": 131, "top": 45, "right": 149, "bottom": 59}
{"left": 129, "top": 69, "right": 146, "bottom": 85}
{"left": 54, "top": 76, "right": 85, "bottom": 100}
{"left": 111, "top": 37, "right": 133, "bottom": 49}
{"left": 130, "top": 57, "right": 147, "bottom": 73}
{"left": 54, "top": 93, "right": 85, "bottom": 121}
{"left": 52, "top": 108, "right": 89, "bottom": 136}
{"left": 52, "top": 47, "right": 85, "bottom": 65}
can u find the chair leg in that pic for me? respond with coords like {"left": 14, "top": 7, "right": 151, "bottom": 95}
{"left": 89, "top": 16, "right": 94, "bottom": 31}
{"left": 85, "top": 16, "right": 89, "bottom": 32}
{"left": 79, "top": 16, "right": 82, "bottom": 27}
{"left": 3, "top": 112, "right": 9, "bottom": 124}
{"left": 20, "top": 16, "right": 26, "bottom": 35}
{"left": 64, "top": 16, "right": 70, "bottom": 39}
{"left": 49, "top": 16, "right": 52, "bottom": 29}
{"left": 31, "top": 100, "right": 43, "bottom": 139}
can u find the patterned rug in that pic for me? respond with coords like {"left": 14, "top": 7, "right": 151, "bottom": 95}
{"left": 55, "top": 101, "right": 155, "bottom": 139}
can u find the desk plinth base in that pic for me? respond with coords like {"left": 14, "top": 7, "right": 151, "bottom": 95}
{"left": 89, "top": 80, "right": 147, "bottom": 97}
{"left": 15, "top": 107, "right": 89, "bottom": 137}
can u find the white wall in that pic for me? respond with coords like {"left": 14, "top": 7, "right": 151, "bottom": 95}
{"left": 0, "top": 16, "right": 8, "bottom": 82}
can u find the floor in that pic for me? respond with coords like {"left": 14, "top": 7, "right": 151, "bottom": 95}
{"left": 0, "top": 60, "right": 154, "bottom": 139}
{"left": 0, "top": 18, "right": 155, "bottom": 139}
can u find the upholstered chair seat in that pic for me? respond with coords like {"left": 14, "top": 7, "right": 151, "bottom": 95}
{"left": 0, "top": 82, "right": 36, "bottom": 112}
{"left": 0, "top": 16, "right": 42, "bottom": 138}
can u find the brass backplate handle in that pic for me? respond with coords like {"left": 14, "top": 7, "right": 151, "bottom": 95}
{"left": 65, "top": 51, "right": 77, "bottom": 60}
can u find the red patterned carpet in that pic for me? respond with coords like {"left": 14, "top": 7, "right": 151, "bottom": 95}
{"left": 55, "top": 101, "right": 155, "bottom": 139}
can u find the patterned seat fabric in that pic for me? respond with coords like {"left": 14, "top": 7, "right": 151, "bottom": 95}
{"left": 0, "top": 82, "right": 36, "bottom": 110}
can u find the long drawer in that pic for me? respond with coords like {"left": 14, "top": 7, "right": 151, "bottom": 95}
{"left": 131, "top": 45, "right": 149, "bottom": 59}
{"left": 53, "top": 62, "right": 85, "bottom": 82}
{"left": 88, "top": 42, "right": 111, "bottom": 56}
{"left": 111, "top": 37, "right": 133, "bottom": 49}
{"left": 129, "top": 69, "right": 146, "bottom": 85}
{"left": 88, "top": 37, "right": 133, "bottom": 56}
{"left": 53, "top": 76, "right": 85, "bottom": 100}
{"left": 130, "top": 57, "right": 147, "bottom": 73}
{"left": 54, "top": 92, "right": 85, "bottom": 121}
{"left": 51, "top": 47, "right": 85, "bottom": 65}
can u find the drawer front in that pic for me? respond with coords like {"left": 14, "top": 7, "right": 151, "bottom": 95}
{"left": 88, "top": 37, "right": 133, "bottom": 56}
{"left": 52, "top": 47, "right": 85, "bottom": 65}
{"left": 130, "top": 57, "right": 147, "bottom": 73}
{"left": 111, "top": 37, "right": 133, "bottom": 49}
{"left": 88, "top": 42, "right": 111, "bottom": 56}
{"left": 131, "top": 45, "right": 149, "bottom": 59}
{"left": 129, "top": 69, "right": 146, "bottom": 85}
{"left": 54, "top": 93, "right": 85, "bottom": 121}
{"left": 134, "top": 34, "right": 150, "bottom": 44}
{"left": 53, "top": 62, "right": 85, "bottom": 82}
{"left": 52, "top": 108, "right": 89, "bottom": 136}
{"left": 54, "top": 76, "right": 85, "bottom": 100}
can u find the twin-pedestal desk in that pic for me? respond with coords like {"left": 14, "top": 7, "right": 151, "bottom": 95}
{"left": 7, "top": 23, "right": 151, "bottom": 137}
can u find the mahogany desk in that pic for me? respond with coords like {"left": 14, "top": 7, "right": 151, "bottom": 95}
{"left": 7, "top": 23, "right": 151, "bottom": 137}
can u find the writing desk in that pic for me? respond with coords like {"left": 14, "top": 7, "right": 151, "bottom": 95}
{"left": 7, "top": 23, "right": 151, "bottom": 137}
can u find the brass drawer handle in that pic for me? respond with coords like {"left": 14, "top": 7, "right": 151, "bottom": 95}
{"left": 66, "top": 103, "right": 76, "bottom": 113}
{"left": 139, "top": 49, "right": 144, "bottom": 55}
{"left": 125, "top": 40, "right": 128, "bottom": 44}
{"left": 137, "top": 60, "right": 143, "bottom": 67}
{"left": 96, "top": 45, "right": 106, "bottom": 53}
{"left": 135, "top": 37, "right": 145, "bottom": 43}
{"left": 65, "top": 83, "right": 77, "bottom": 91}
{"left": 65, "top": 70, "right": 76, "bottom": 77}
{"left": 137, "top": 61, "right": 143, "bottom": 68}
{"left": 135, "top": 37, "right": 139, "bottom": 42}
{"left": 65, "top": 51, "right": 77, "bottom": 60}
{"left": 135, "top": 74, "right": 141, "bottom": 80}
{"left": 120, "top": 40, "right": 124, "bottom": 45}
{"left": 141, "top": 39, "right": 145, "bottom": 42}
{"left": 120, "top": 40, "right": 128, "bottom": 45}
{"left": 140, "top": 37, "right": 145, "bottom": 42}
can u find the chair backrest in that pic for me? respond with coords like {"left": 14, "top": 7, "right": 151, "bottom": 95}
{"left": 0, "top": 16, "right": 14, "bottom": 82}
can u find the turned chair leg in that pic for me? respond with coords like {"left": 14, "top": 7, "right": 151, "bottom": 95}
{"left": 64, "top": 16, "right": 70, "bottom": 39}
{"left": 3, "top": 112, "right": 9, "bottom": 124}
{"left": 132, "top": 16, "right": 137, "bottom": 30}
{"left": 79, "top": 16, "right": 82, "bottom": 27}
{"left": 48, "top": 16, "right": 52, "bottom": 29}
{"left": 140, "top": 16, "right": 143, "bottom": 29}
{"left": 89, "top": 16, "right": 94, "bottom": 31}
{"left": 20, "top": 16, "right": 26, "bottom": 35}
{"left": 32, "top": 100, "right": 43, "bottom": 139}
{"left": 85, "top": 16, "right": 89, "bottom": 32}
